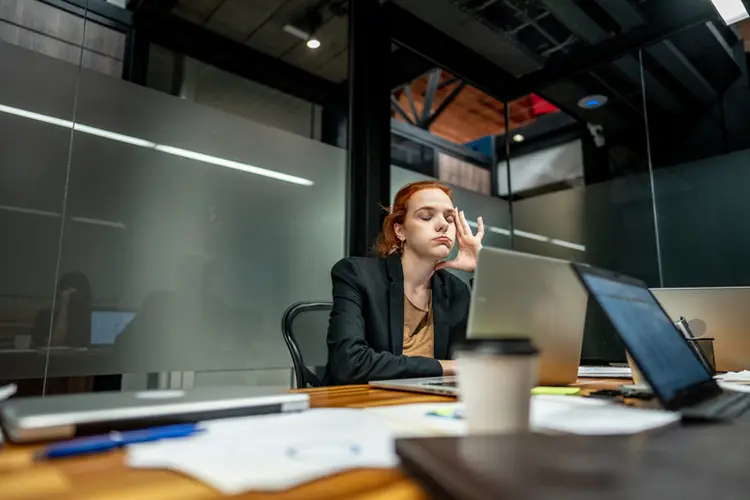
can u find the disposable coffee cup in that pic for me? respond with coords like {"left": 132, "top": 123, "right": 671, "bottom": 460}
{"left": 455, "top": 338, "right": 538, "bottom": 434}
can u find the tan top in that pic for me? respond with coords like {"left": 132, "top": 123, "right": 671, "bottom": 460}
{"left": 402, "top": 293, "right": 434, "bottom": 358}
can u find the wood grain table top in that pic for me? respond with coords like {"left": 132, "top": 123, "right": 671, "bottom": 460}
{"left": 0, "top": 379, "right": 628, "bottom": 500}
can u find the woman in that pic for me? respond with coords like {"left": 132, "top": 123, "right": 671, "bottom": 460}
{"left": 324, "top": 181, "right": 484, "bottom": 385}
{"left": 31, "top": 271, "right": 93, "bottom": 348}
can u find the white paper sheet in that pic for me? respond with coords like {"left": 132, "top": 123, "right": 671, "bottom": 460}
{"left": 0, "top": 383, "right": 17, "bottom": 445}
{"left": 530, "top": 395, "right": 679, "bottom": 435}
{"left": 368, "top": 395, "right": 679, "bottom": 437}
{"left": 127, "top": 409, "right": 398, "bottom": 494}
{"left": 716, "top": 371, "right": 750, "bottom": 384}
{"left": 718, "top": 381, "right": 750, "bottom": 393}
{"left": 127, "top": 396, "right": 679, "bottom": 494}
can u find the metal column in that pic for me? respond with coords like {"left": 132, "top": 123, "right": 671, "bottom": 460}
{"left": 347, "top": 0, "right": 392, "bottom": 257}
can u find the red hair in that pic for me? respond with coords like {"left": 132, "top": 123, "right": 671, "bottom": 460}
{"left": 374, "top": 181, "right": 453, "bottom": 257}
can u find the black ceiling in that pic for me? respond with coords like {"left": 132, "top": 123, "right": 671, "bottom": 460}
{"left": 129, "top": 0, "right": 746, "bottom": 141}
{"left": 391, "top": 0, "right": 743, "bottom": 142}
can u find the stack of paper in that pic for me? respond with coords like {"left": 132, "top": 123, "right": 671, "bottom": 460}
{"left": 367, "top": 395, "right": 679, "bottom": 437}
{"left": 127, "top": 396, "right": 679, "bottom": 494}
{"left": 716, "top": 370, "right": 750, "bottom": 383}
{"left": 128, "top": 409, "right": 397, "bottom": 494}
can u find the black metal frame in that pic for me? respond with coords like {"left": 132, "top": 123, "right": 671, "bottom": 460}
{"left": 122, "top": 24, "right": 150, "bottom": 84}
{"left": 391, "top": 119, "right": 492, "bottom": 169}
{"left": 507, "top": 0, "right": 717, "bottom": 99}
{"left": 38, "top": 0, "right": 133, "bottom": 32}
{"left": 386, "top": 2, "right": 518, "bottom": 103}
{"left": 392, "top": 68, "right": 467, "bottom": 131}
{"left": 347, "top": 0, "right": 392, "bottom": 257}
{"left": 281, "top": 301, "right": 332, "bottom": 389}
{"left": 133, "top": 6, "right": 340, "bottom": 107}
{"left": 424, "top": 80, "right": 466, "bottom": 129}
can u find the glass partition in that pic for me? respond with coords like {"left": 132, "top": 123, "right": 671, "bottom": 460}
{"left": 645, "top": 20, "right": 750, "bottom": 287}
{"left": 1, "top": 2, "right": 348, "bottom": 394}
{"left": 503, "top": 50, "right": 657, "bottom": 364}
{"left": 0, "top": 3, "right": 87, "bottom": 396}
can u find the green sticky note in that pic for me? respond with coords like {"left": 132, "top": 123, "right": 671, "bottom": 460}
{"left": 531, "top": 386, "right": 581, "bottom": 396}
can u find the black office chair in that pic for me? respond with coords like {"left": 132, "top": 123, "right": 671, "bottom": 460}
{"left": 281, "top": 301, "right": 332, "bottom": 388}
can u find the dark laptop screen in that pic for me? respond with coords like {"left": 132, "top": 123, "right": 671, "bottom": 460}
{"left": 579, "top": 271, "right": 711, "bottom": 400}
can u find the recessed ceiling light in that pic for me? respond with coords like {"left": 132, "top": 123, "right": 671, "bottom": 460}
{"left": 512, "top": 134, "right": 524, "bottom": 143}
{"left": 577, "top": 94, "right": 608, "bottom": 109}
{"left": 306, "top": 37, "right": 321, "bottom": 49}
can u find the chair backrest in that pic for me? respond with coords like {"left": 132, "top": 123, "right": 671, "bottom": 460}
{"left": 281, "top": 301, "right": 332, "bottom": 388}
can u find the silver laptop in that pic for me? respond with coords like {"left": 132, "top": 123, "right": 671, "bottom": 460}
{"left": 0, "top": 386, "right": 309, "bottom": 443}
{"left": 652, "top": 287, "right": 750, "bottom": 372}
{"left": 371, "top": 248, "right": 588, "bottom": 395}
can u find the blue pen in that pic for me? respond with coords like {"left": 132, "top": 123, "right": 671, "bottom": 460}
{"left": 36, "top": 423, "right": 204, "bottom": 460}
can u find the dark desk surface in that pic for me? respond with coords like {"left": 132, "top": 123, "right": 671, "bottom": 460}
{"left": 0, "top": 380, "right": 628, "bottom": 500}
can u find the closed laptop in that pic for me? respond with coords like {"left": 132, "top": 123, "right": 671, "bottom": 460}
{"left": 0, "top": 386, "right": 308, "bottom": 442}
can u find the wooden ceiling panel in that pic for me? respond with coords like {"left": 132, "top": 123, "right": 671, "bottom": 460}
{"left": 394, "top": 71, "right": 541, "bottom": 144}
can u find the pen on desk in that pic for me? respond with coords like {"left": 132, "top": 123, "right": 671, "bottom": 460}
{"left": 36, "top": 423, "right": 203, "bottom": 460}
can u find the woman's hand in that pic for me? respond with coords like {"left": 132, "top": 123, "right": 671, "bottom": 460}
{"left": 435, "top": 209, "right": 485, "bottom": 273}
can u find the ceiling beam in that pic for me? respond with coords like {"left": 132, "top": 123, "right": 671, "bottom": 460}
{"left": 510, "top": 0, "right": 717, "bottom": 100}
{"left": 389, "top": 48, "right": 436, "bottom": 90}
{"left": 539, "top": 0, "right": 682, "bottom": 113}
{"left": 595, "top": 0, "right": 716, "bottom": 104}
{"left": 128, "top": 0, "right": 179, "bottom": 12}
{"left": 134, "top": 8, "right": 340, "bottom": 107}
{"left": 38, "top": 0, "right": 132, "bottom": 32}
{"left": 385, "top": 2, "right": 517, "bottom": 102}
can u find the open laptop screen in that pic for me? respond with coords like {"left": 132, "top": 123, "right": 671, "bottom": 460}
{"left": 576, "top": 269, "right": 711, "bottom": 401}
{"left": 91, "top": 311, "right": 135, "bottom": 345}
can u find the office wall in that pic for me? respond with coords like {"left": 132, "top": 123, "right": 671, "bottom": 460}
{"left": 644, "top": 30, "right": 750, "bottom": 288}
{"left": 0, "top": 0, "right": 125, "bottom": 78}
{"left": 0, "top": 33, "right": 346, "bottom": 390}
{"left": 498, "top": 139, "right": 584, "bottom": 196}
{"left": 145, "top": 46, "right": 320, "bottom": 140}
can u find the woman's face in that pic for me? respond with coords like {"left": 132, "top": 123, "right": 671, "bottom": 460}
{"left": 396, "top": 188, "right": 456, "bottom": 260}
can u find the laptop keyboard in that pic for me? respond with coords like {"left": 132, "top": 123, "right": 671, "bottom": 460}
{"left": 578, "top": 366, "right": 633, "bottom": 378}
{"left": 688, "top": 392, "right": 750, "bottom": 420}
{"left": 425, "top": 381, "right": 458, "bottom": 388}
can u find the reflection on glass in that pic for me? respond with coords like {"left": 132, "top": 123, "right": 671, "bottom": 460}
{"left": 32, "top": 272, "right": 92, "bottom": 349}
{"left": 0, "top": 22, "right": 83, "bottom": 395}
{"left": 647, "top": 20, "right": 750, "bottom": 287}
{"left": 501, "top": 48, "right": 659, "bottom": 364}
{"left": 391, "top": 67, "right": 501, "bottom": 196}
{"left": 2, "top": 1, "right": 348, "bottom": 395}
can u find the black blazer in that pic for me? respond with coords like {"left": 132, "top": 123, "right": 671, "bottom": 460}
{"left": 323, "top": 255, "right": 471, "bottom": 385}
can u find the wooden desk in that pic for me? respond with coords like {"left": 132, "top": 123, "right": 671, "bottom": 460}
{"left": 0, "top": 379, "right": 627, "bottom": 500}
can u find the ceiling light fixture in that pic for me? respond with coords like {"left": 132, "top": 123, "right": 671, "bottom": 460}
{"left": 512, "top": 134, "right": 525, "bottom": 143}
{"left": 0, "top": 104, "right": 314, "bottom": 186}
{"left": 710, "top": 0, "right": 749, "bottom": 25}
{"left": 577, "top": 94, "right": 608, "bottom": 110}
{"left": 283, "top": 9, "right": 323, "bottom": 50}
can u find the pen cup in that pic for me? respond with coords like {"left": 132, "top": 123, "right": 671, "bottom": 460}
{"left": 688, "top": 338, "right": 716, "bottom": 374}
{"left": 455, "top": 338, "right": 538, "bottom": 434}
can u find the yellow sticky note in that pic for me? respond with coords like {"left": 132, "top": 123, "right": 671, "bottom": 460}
{"left": 531, "top": 386, "right": 581, "bottom": 396}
